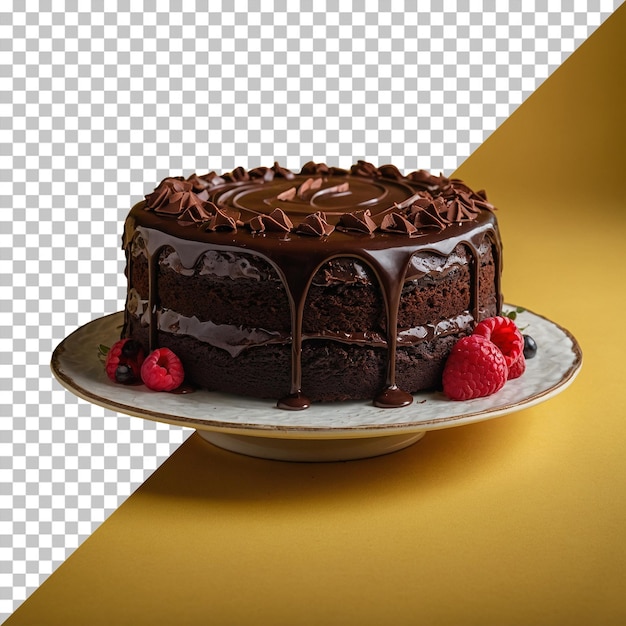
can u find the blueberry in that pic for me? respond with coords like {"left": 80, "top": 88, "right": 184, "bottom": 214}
{"left": 121, "top": 339, "right": 141, "bottom": 359}
{"left": 115, "top": 363, "right": 136, "bottom": 384}
{"left": 523, "top": 335, "right": 537, "bottom": 359}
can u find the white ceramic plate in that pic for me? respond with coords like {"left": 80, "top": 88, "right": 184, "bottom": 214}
{"left": 51, "top": 307, "right": 582, "bottom": 461}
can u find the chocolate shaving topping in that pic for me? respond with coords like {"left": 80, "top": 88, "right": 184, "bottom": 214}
{"left": 446, "top": 195, "right": 480, "bottom": 223}
{"left": 248, "top": 216, "right": 267, "bottom": 233}
{"left": 248, "top": 208, "right": 293, "bottom": 233}
{"left": 300, "top": 161, "right": 330, "bottom": 176}
{"left": 409, "top": 197, "right": 449, "bottom": 231}
{"left": 186, "top": 173, "right": 214, "bottom": 193}
{"left": 473, "top": 197, "right": 495, "bottom": 212}
{"left": 445, "top": 198, "right": 465, "bottom": 223}
{"left": 203, "top": 172, "right": 225, "bottom": 187}
{"left": 405, "top": 169, "right": 445, "bottom": 194}
{"left": 248, "top": 166, "right": 275, "bottom": 182}
{"left": 378, "top": 164, "right": 404, "bottom": 180}
{"left": 161, "top": 190, "right": 206, "bottom": 216}
{"left": 295, "top": 212, "right": 335, "bottom": 237}
{"left": 271, "top": 162, "right": 295, "bottom": 180}
{"left": 233, "top": 166, "right": 250, "bottom": 181}
{"left": 203, "top": 207, "right": 239, "bottom": 232}
{"left": 337, "top": 209, "right": 377, "bottom": 235}
{"left": 446, "top": 179, "right": 470, "bottom": 195}
{"left": 350, "top": 160, "right": 380, "bottom": 178}
{"left": 294, "top": 161, "right": 348, "bottom": 177}
{"left": 380, "top": 212, "right": 419, "bottom": 237}
{"left": 178, "top": 200, "right": 217, "bottom": 224}
{"left": 145, "top": 163, "right": 496, "bottom": 239}
{"left": 221, "top": 166, "right": 250, "bottom": 183}
{"left": 144, "top": 177, "right": 193, "bottom": 212}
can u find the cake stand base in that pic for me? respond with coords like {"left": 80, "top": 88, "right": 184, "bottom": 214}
{"left": 195, "top": 430, "right": 426, "bottom": 462}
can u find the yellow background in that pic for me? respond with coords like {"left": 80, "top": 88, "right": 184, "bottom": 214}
{"left": 8, "top": 6, "right": 626, "bottom": 625}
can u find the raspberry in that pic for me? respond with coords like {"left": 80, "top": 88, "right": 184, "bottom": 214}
{"left": 140, "top": 347, "right": 185, "bottom": 392}
{"left": 104, "top": 338, "right": 145, "bottom": 384}
{"left": 473, "top": 316, "right": 524, "bottom": 368}
{"left": 507, "top": 355, "right": 526, "bottom": 380}
{"left": 442, "top": 335, "right": 508, "bottom": 400}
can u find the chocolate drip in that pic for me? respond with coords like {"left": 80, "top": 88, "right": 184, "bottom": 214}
{"left": 276, "top": 392, "right": 311, "bottom": 411}
{"left": 147, "top": 249, "right": 160, "bottom": 351}
{"left": 374, "top": 385, "right": 413, "bottom": 408}
{"left": 361, "top": 248, "right": 416, "bottom": 407}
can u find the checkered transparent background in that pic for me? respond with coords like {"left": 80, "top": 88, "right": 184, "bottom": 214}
{"left": 0, "top": 0, "right": 620, "bottom": 619}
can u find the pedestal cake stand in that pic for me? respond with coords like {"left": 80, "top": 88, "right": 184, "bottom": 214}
{"left": 51, "top": 306, "right": 582, "bottom": 461}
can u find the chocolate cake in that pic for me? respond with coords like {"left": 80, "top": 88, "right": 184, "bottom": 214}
{"left": 122, "top": 161, "right": 502, "bottom": 409}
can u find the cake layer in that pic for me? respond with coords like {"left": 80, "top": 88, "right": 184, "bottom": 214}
{"left": 126, "top": 318, "right": 473, "bottom": 402}
{"left": 126, "top": 244, "right": 498, "bottom": 343}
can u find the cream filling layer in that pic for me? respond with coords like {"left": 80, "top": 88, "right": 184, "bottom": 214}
{"left": 129, "top": 290, "right": 284, "bottom": 358}
{"left": 127, "top": 288, "right": 477, "bottom": 357}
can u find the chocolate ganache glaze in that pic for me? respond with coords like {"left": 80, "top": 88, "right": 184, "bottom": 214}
{"left": 123, "top": 161, "right": 502, "bottom": 409}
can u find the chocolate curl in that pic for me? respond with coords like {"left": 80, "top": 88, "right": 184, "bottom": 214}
{"left": 295, "top": 212, "right": 335, "bottom": 237}
{"left": 436, "top": 175, "right": 454, "bottom": 198}
{"left": 222, "top": 166, "right": 250, "bottom": 183}
{"left": 472, "top": 195, "right": 496, "bottom": 212}
{"left": 271, "top": 162, "right": 295, "bottom": 180}
{"left": 300, "top": 161, "right": 331, "bottom": 176}
{"left": 178, "top": 205, "right": 211, "bottom": 224}
{"left": 442, "top": 179, "right": 496, "bottom": 216}
{"left": 156, "top": 190, "right": 206, "bottom": 217}
{"left": 444, "top": 198, "right": 465, "bottom": 223}
{"left": 248, "top": 166, "right": 275, "bottom": 181}
{"left": 299, "top": 161, "right": 350, "bottom": 176}
{"left": 186, "top": 173, "right": 214, "bottom": 194}
{"left": 443, "top": 194, "right": 481, "bottom": 223}
{"left": 447, "top": 178, "right": 483, "bottom": 199}
{"left": 144, "top": 177, "right": 193, "bottom": 211}
{"left": 350, "top": 160, "right": 380, "bottom": 178}
{"left": 460, "top": 187, "right": 495, "bottom": 213}
{"left": 202, "top": 207, "right": 238, "bottom": 232}
{"left": 378, "top": 164, "right": 404, "bottom": 180}
{"left": 168, "top": 191, "right": 214, "bottom": 224}
{"left": 148, "top": 186, "right": 209, "bottom": 218}
{"left": 407, "top": 196, "right": 437, "bottom": 217}
{"left": 379, "top": 212, "right": 419, "bottom": 237}
{"left": 405, "top": 169, "right": 445, "bottom": 194}
{"left": 248, "top": 208, "right": 294, "bottom": 233}
{"left": 337, "top": 209, "right": 377, "bottom": 234}
{"left": 409, "top": 197, "right": 449, "bottom": 231}
{"left": 203, "top": 172, "right": 225, "bottom": 187}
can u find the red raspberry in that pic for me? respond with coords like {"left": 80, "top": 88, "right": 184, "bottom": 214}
{"left": 473, "top": 316, "right": 524, "bottom": 368}
{"left": 442, "top": 335, "right": 508, "bottom": 400}
{"left": 140, "top": 347, "right": 185, "bottom": 392}
{"left": 507, "top": 354, "right": 526, "bottom": 380}
{"left": 104, "top": 338, "right": 145, "bottom": 384}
